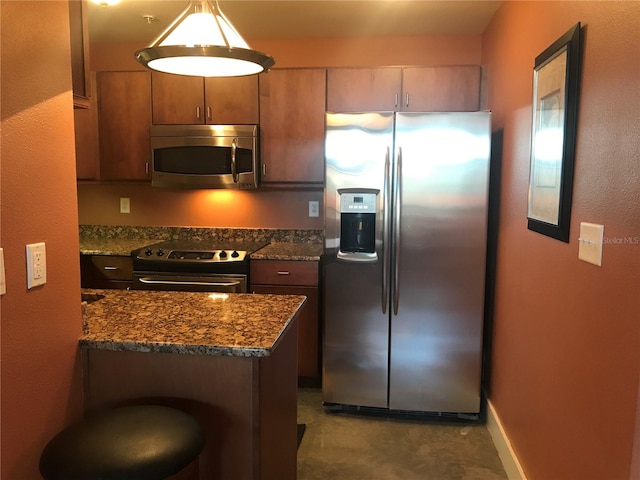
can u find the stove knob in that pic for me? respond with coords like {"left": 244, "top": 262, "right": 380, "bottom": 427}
{"left": 156, "top": 249, "right": 165, "bottom": 257}
{"left": 219, "top": 250, "right": 228, "bottom": 259}
{"left": 231, "top": 250, "right": 240, "bottom": 258}
{"left": 144, "top": 249, "right": 153, "bottom": 256}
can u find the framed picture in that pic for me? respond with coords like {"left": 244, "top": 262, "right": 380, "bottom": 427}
{"left": 527, "top": 23, "right": 582, "bottom": 242}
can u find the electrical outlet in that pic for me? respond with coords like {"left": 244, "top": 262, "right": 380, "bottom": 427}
{"left": 120, "top": 197, "right": 131, "bottom": 214}
{"left": 26, "top": 242, "right": 46, "bottom": 288}
{"left": 309, "top": 201, "right": 319, "bottom": 218}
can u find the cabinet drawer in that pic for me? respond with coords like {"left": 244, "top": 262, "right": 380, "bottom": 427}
{"left": 90, "top": 256, "right": 133, "bottom": 280}
{"left": 250, "top": 260, "right": 318, "bottom": 286}
{"left": 81, "top": 255, "right": 133, "bottom": 289}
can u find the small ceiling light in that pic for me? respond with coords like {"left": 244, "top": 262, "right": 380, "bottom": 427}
{"left": 135, "top": 0, "right": 275, "bottom": 77}
{"left": 92, "top": 0, "right": 120, "bottom": 6}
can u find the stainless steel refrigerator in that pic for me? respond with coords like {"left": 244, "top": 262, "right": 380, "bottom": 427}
{"left": 323, "top": 111, "right": 491, "bottom": 416}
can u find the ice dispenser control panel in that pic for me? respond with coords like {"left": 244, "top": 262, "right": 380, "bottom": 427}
{"left": 338, "top": 191, "right": 378, "bottom": 262}
{"left": 340, "top": 192, "right": 377, "bottom": 213}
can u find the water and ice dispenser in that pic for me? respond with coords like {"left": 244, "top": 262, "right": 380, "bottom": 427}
{"left": 337, "top": 190, "right": 378, "bottom": 262}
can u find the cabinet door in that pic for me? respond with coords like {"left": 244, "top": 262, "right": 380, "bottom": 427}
{"left": 75, "top": 71, "right": 99, "bottom": 180}
{"left": 326, "top": 67, "right": 402, "bottom": 112}
{"left": 74, "top": 105, "right": 99, "bottom": 180}
{"left": 151, "top": 72, "right": 205, "bottom": 125}
{"left": 97, "top": 71, "right": 152, "bottom": 181}
{"left": 401, "top": 66, "right": 481, "bottom": 112}
{"left": 205, "top": 76, "right": 259, "bottom": 124}
{"left": 252, "top": 285, "right": 320, "bottom": 385}
{"left": 69, "top": 0, "right": 90, "bottom": 108}
{"left": 259, "top": 69, "right": 326, "bottom": 184}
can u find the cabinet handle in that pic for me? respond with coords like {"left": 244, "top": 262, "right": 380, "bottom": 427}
{"left": 276, "top": 271, "right": 291, "bottom": 276}
{"left": 405, "top": 93, "right": 409, "bottom": 107}
{"left": 394, "top": 93, "right": 398, "bottom": 108}
{"left": 103, "top": 266, "right": 119, "bottom": 270}
{"left": 145, "top": 162, "right": 149, "bottom": 175}
{"left": 207, "top": 106, "right": 212, "bottom": 121}
{"left": 262, "top": 164, "right": 267, "bottom": 177}
{"left": 196, "top": 106, "right": 201, "bottom": 119}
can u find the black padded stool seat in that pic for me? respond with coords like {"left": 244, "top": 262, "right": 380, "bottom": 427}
{"left": 39, "top": 405, "right": 205, "bottom": 480}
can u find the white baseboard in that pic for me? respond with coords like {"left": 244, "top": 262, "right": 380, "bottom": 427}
{"left": 486, "top": 399, "right": 527, "bottom": 480}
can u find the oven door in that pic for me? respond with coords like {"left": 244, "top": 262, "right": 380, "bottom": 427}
{"left": 133, "top": 272, "right": 247, "bottom": 293}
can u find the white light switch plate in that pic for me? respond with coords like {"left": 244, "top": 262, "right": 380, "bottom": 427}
{"left": 0, "top": 248, "right": 6, "bottom": 295}
{"left": 578, "top": 222, "right": 604, "bottom": 266}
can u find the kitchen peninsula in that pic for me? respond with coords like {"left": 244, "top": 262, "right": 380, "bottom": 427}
{"left": 80, "top": 288, "right": 305, "bottom": 480}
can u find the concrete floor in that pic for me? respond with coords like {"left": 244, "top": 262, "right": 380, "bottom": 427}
{"left": 297, "top": 389, "right": 507, "bottom": 480}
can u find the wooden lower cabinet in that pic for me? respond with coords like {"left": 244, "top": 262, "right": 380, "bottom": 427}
{"left": 251, "top": 260, "right": 321, "bottom": 387}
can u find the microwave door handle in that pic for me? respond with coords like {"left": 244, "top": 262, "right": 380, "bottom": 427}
{"left": 231, "top": 138, "right": 239, "bottom": 183}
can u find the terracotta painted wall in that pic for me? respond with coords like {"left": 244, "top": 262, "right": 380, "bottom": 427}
{"left": 481, "top": 2, "right": 640, "bottom": 479}
{"left": 78, "top": 34, "right": 481, "bottom": 228}
{"left": 1, "top": 1, "right": 85, "bottom": 478}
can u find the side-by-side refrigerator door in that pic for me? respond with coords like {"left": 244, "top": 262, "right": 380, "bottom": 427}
{"left": 389, "top": 112, "right": 491, "bottom": 413}
{"left": 323, "top": 112, "right": 394, "bottom": 409}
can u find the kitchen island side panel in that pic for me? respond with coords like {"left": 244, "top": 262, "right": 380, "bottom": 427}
{"left": 82, "top": 327, "right": 298, "bottom": 480}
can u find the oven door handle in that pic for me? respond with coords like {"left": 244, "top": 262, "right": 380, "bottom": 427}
{"left": 138, "top": 277, "right": 241, "bottom": 288}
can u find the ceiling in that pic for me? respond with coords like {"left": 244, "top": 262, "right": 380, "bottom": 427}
{"left": 87, "top": 0, "right": 503, "bottom": 45}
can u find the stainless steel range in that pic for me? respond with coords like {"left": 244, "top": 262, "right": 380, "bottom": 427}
{"left": 131, "top": 240, "right": 266, "bottom": 293}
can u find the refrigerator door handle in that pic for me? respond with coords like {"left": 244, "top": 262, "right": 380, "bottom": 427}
{"left": 393, "top": 146, "right": 402, "bottom": 315}
{"left": 382, "top": 147, "right": 391, "bottom": 314}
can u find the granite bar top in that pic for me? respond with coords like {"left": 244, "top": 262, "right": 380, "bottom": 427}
{"left": 80, "top": 289, "right": 306, "bottom": 357}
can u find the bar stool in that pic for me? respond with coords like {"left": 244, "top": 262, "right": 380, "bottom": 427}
{"left": 39, "top": 405, "right": 205, "bottom": 480}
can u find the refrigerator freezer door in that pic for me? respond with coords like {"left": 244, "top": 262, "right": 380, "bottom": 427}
{"left": 388, "top": 112, "right": 491, "bottom": 413}
{"left": 323, "top": 112, "right": 394, "bottom": 408}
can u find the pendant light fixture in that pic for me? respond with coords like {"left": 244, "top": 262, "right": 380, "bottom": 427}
{"left": 135, "top": 0, "right": 275, "bottom": 77}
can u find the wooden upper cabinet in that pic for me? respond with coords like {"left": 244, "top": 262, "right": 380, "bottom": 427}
{"left": 75, "top": 73, "right": 99, "bottom": 180}
{"left": 327, "top": 66, "right": 482, "bottom": 113}
{"left": 402, "top": 66, "right": 481, "bottom": 112}
{"left": 97, "top": 71, "right": 152, "bottom": 181}
{"left": 69, "top": 0, "right": 91, "bottom": 108}
{"left": 205, "top": 76, "right": 259, "bottom": 124}
{"left": 259, "top": 69, "right": 326, "bottom": 185}
{"left": 151, "top": 72, "right": 259, "bottom": 125}
{"left": 327, "top": 68, "right": 402, "bottom": 112}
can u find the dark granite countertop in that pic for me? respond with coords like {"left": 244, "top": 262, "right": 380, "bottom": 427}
{"left": 80, "top": 237, "right": 324, "bottom": 261}
{"left": 80, "top": 289, "right": 306, "bottom": 357}
{"left": 80, "top": 238, "right": 156, "bottom": 256}
{"left": 251, "top": 242, "right": 323, "bottom": 261}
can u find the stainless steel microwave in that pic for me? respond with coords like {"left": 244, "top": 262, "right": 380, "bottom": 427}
{"left": 150, "top": 124, "right": 259, "bottom": 189}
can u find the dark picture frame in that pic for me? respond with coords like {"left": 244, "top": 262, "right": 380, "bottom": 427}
{"left": 527, "top": 23, "right": 582, "bottom": 242}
